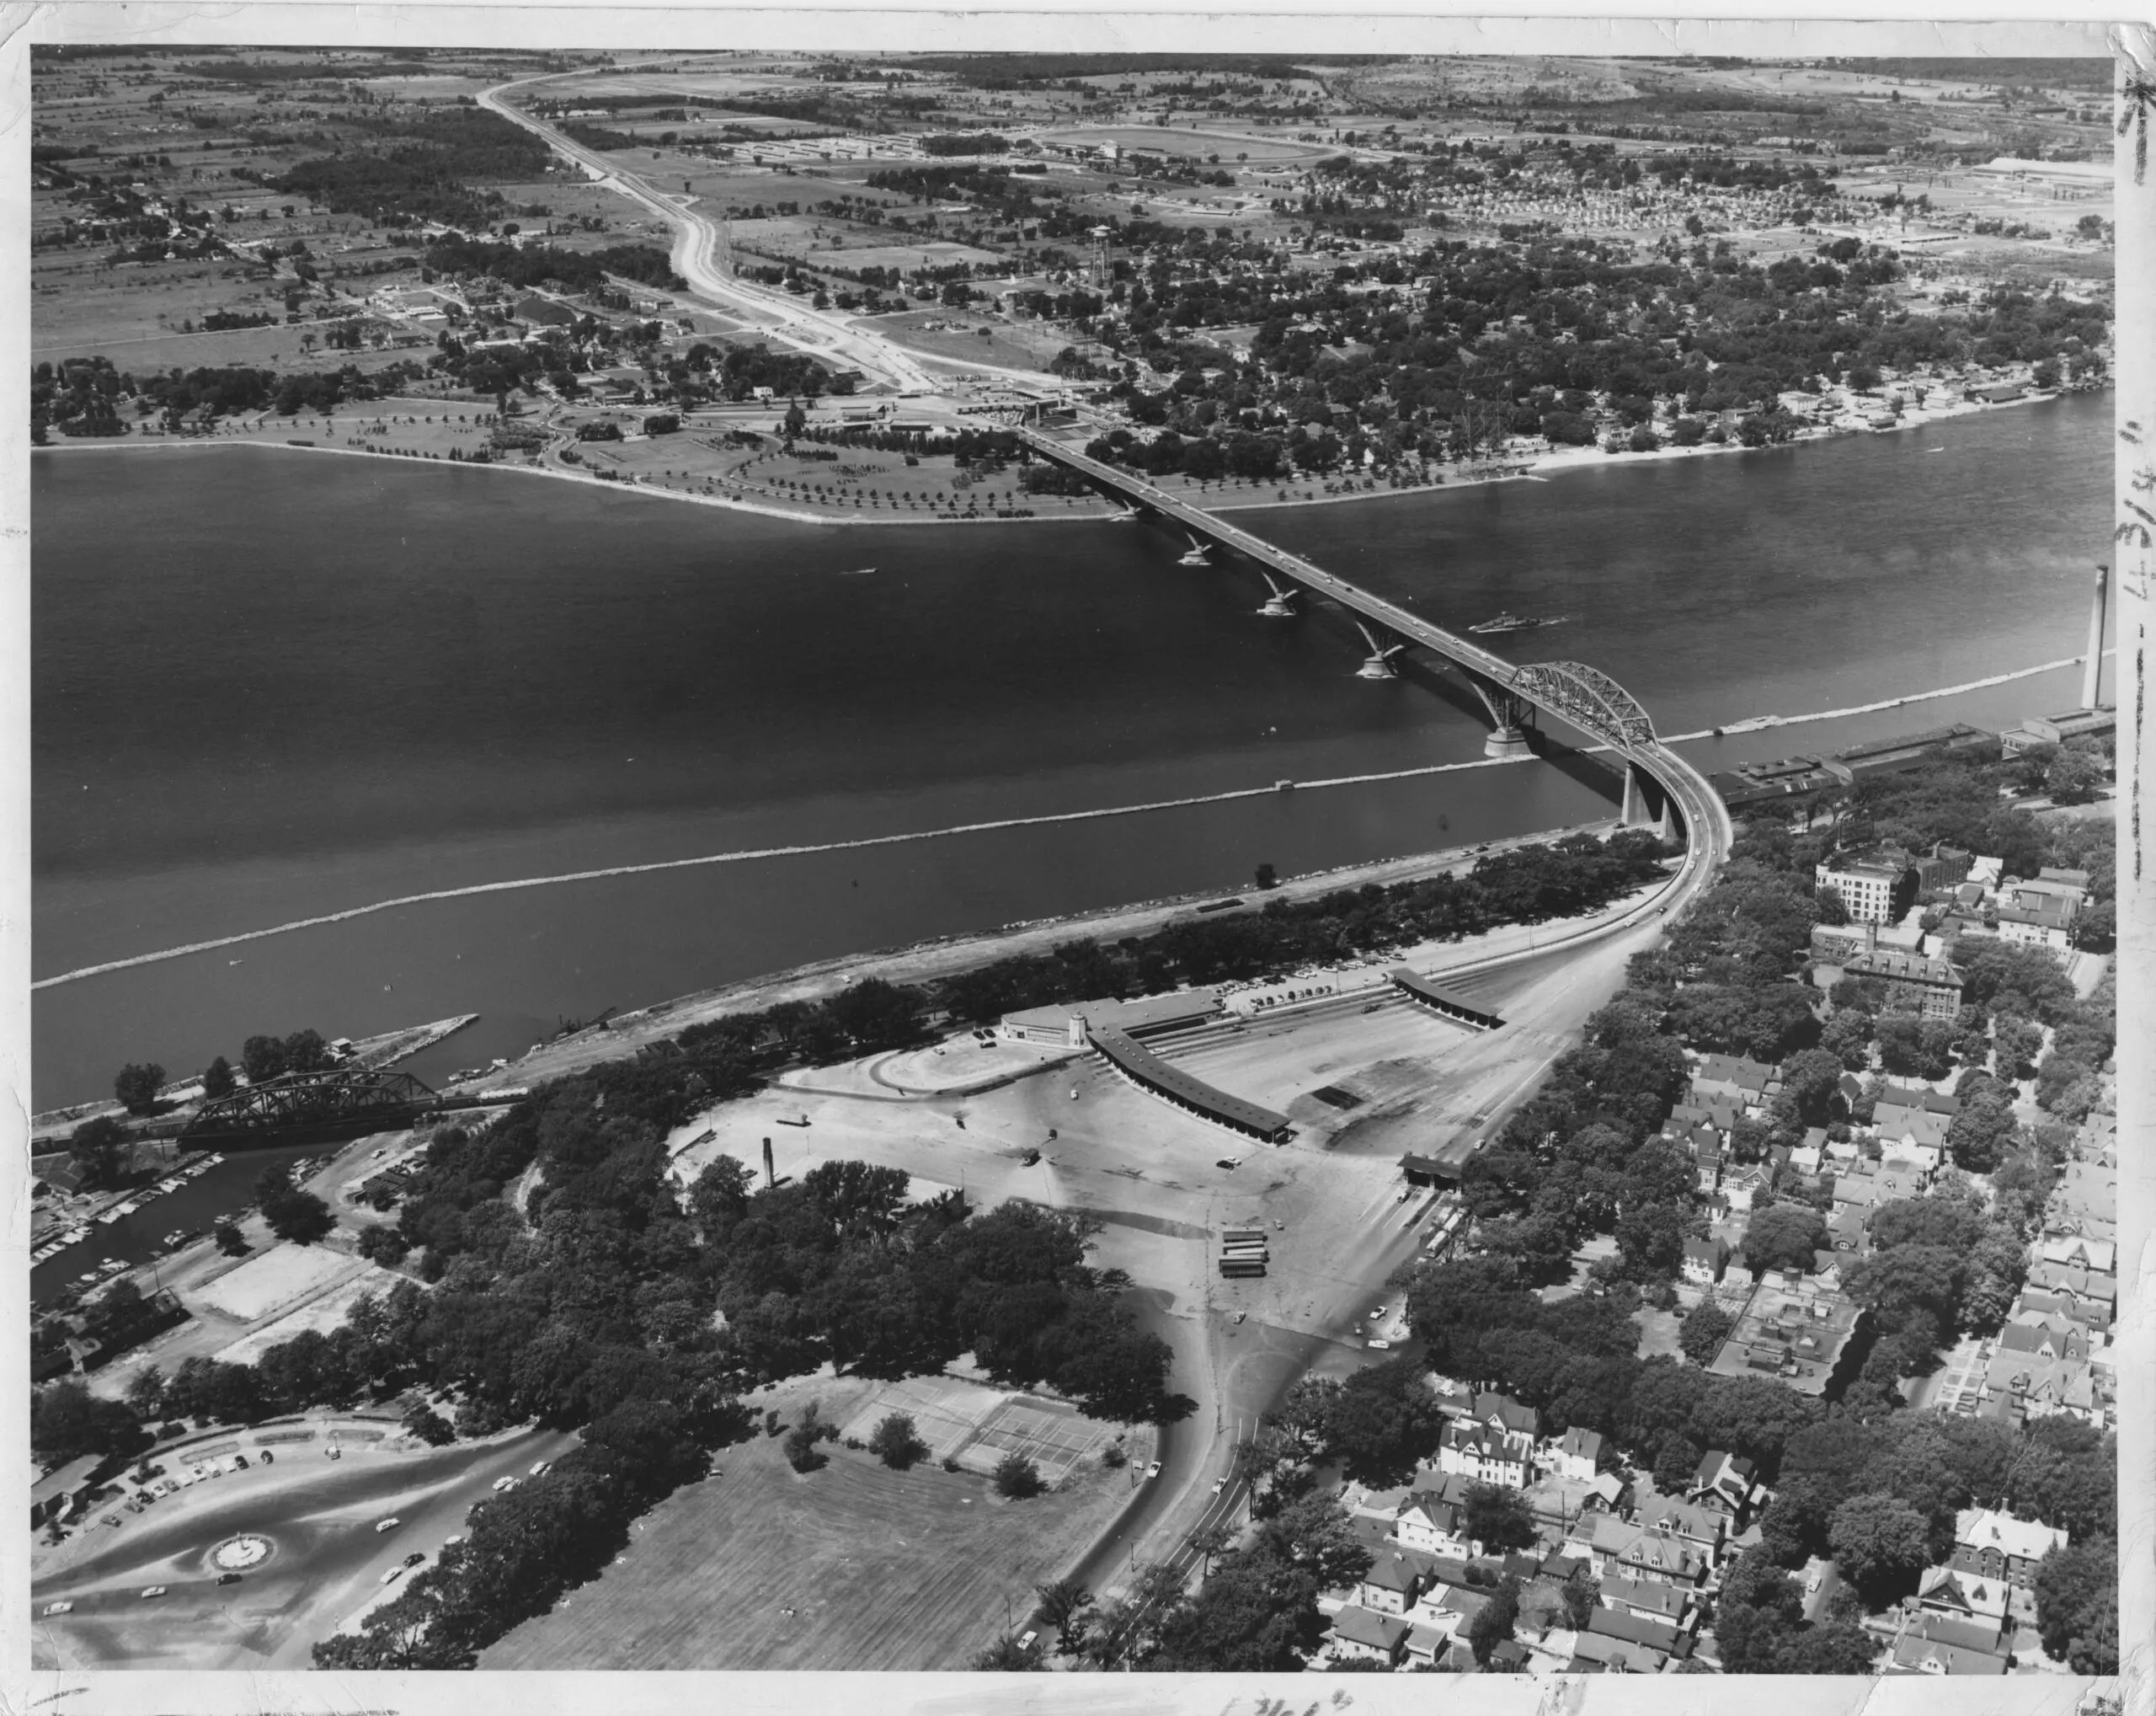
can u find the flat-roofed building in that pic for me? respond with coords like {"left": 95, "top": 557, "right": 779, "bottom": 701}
{"left": 1815, "top": 850, "right": 1915, "bottom": 925}
{"left": 1000, "top": 987, "right": 1222, "bottom": 1047}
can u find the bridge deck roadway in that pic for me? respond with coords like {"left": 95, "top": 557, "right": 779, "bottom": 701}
{"left": 1016, "top": 428, "right": 1734, "bottom": 867}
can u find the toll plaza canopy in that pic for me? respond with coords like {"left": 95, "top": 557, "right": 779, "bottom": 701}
{"left": 1388, "top": 967, "right": 1506, "bottom": 1030}
{"left": 1090, "top": 1027, "right": 1291, "bottom": 1142}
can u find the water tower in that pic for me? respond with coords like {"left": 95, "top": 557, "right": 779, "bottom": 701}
{"left": 1089, "top": 225, "right": 1113, "bottom": 290}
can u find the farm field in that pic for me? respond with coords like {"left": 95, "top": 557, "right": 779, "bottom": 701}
{"left": 478, "top": 1382, "right": 1137, "bottom": 1670}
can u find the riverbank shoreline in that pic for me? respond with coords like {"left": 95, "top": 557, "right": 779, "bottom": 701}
{"left": 34, "top": 378, "right": 2100, "bottom": 529}
{"left": 473, "top": 817, "right": 1622, "bottom": 1092}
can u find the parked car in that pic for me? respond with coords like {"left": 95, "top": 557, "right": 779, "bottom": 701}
{"left": 232, "top": 1454, "right": 249, "bottom": 1468}
{"left": 374, "top": 1517, "right": 401, "bottom": 1534}
{"left": 1017, "top": 1630, "right": 1038, "bottom": 1651}
{"left": 44, "top": 1601, "right": 74, "bottom": 1616}
{"left": 403, "top": 1553, "right": 425, "bottom": 1569}
{"left": 381, "top": 1566, "right": 406, "bottom": 1585}
{"left": 1368, "top": 1339, "right": 1392, "bottom": 1350}
{"left": 140, "top": 1586, "right": 167, "bottom": 1599}
{"left": 441, "top": 1534, "right": 467, "bottom": 1548}
{"left": 528, "top": 1459, "right": 551, "bottom": 1477}
{"left": 1144, "top": 1460, "right": 1163, "bottom": 1480}
{"left": 259, "top": 1450, "right": 275, "bottom": 1465}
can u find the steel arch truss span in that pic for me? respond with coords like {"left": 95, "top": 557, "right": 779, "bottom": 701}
{"left": 180, "top": 1068, "right": 440, "bottom": 1142}
{"left": 1509, "top": 660, "right": 1657, "bottom": 751}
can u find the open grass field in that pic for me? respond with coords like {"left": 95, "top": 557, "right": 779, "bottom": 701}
{"left": 871, "top": 310, "right": 1065, "bottom": 372}
{"left": 478, "top": 1386, "right": 1134, "bottom": 1670}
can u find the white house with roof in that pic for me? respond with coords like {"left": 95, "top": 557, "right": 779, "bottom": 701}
{"left": 1545, "top": 1425, "right": 1604, "bottom": 1483}
{"left": 1953, "top": 1509, "right": 2068, "bottom": 1585}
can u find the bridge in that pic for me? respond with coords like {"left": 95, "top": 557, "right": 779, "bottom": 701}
{"left": 178, "top": 1067, "right": 476, "bottom": 1149}
{"left": 1016, "top": 427, "right": 1732, "bottom": 864}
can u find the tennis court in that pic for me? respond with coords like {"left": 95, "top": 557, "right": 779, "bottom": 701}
{"left": 838, "top": 1376, "right": 1116, "bottom": 1484}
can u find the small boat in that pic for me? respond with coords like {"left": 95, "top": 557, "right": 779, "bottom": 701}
{"left": 841, "top": 565, "right": 877, "bottom": 575}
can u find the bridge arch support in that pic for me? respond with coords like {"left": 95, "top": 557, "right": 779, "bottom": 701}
{"left": 1622, "top": 758, "right": 1678, "bottom": 843}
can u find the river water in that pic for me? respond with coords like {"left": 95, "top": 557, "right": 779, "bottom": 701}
{"left": 33, "top": 393, "right": 2111, "bottom": 1106}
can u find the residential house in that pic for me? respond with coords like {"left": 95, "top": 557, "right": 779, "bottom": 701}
{"left": 1879, "top": 1081, "right": 1960, "bottom": 1116}
{"left": 1329, "top": 1605, "right": 1410, "bottom": 1665}
{"left": 1994, "top": 880, "right": 2080, "bottom": 951}
{"left": 1566, "top": 1628, "right": 1671, "bottom": 1672}
{"left": 1997, "top": 1314, "right": 2090, "bottom": 1366}
{"left": 1394, "top": 1490, "right": 1476, "bottom": 1560}
{"left": 1689, "top": 1450, "right": 1768, "bottom": 1526}
{"left": 1437, "top": 1417, "right": 1534, "bottom": 1489}
{"left": 1587, "top": 1606, "right": 1690, "bottom": 1660}
{"left": 1597, "top": 1574, "right": 1691, "bottom": 1628}
{"left": 2013, "top": 1284, "right": 2110, "bottom": 1334}
{"left": 1681, "top": 1237, "right": 1726, "bottom": 1287}
{"left": 1545, "top": 1426, "right": 1604, "bottom": 1483}
{"left": 1639, "top": 1494, "right": 1726, "bottom": 1569}
{"left": 2045, "top": 1162, "right": 2117, "bottom": 1238}
{"left": 1916, "top": 1565, "right": 2011, "bottom": 1631}
{"left": 2023, "top": 1261, "right": 2117, "bottom": 1325}
{"left": 1722, "top": 1164, "right": 1771, "bottom": 1212}
{"left": 1472, "top": 1392, "right": 1540, "bottom": 1438}
{"left": 1982, "top": 1347, "right": 2099, "bottom": 1425}
{"left": 1952, "top": 1509, "right": 2068, "bottom": 1585}
{"left": 1358, "top": 1548, "right": 1433, "bottom": 1614}
{"left": 1614, "top": 1528, "right": 1711, "bottom": 1587}
{"left": 2037, "top": 1233, "right": 2116, "bottom": 1273}
{"left": 1870, "top": 1103, "right": 1952, "bottom": 1152}
{"left": 1888, "top": 1612, "right": 2009, "bottom": 1675}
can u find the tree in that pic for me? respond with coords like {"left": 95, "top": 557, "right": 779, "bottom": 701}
{"left": 1778, "top": 1049, "right": 1845, "bottom": 1125}
{"left": 114, "top": 1061, "right": 166, "bottom": 1115}
{"left": 1828, "top": 1493, "right": 1929, "bottom": 1605}
{"left": 1742, "top": 1202, "right": 1828, "bottom": 1275}
{"left": 1678, "top": 1299, "right": 1735, "bottom": 1366}
{"left": 1464, "top": 1574, "right": 1520, "bottom": 1665}
{"left": 255, "top": 1165, "right": 335, "bottom": 1245}
{"left": 32, "top": 1381, "right": 144, "bottom": 1463}
{"left": 2034, "top": 1537, "right": 2117, "bottom": 1673}
{"left": 867, "top": 1411, "right": 927, "bottom": 1470}
{"left": 1462, "top": 1482, "right": 1538, "bottom": 1553}
{"left": 1035, "top": 1577, "right": 1094, "bottom": 1655}
{"left": 241, "top": 1034, "right": 287, "bottom": 1083}
{"left": 214, "top": 1218, "right": 248, "bottom": 1257}
{"left": 402, "top": 1400, "right": 456, "bottom": 1446}
{"left": 67, "top": 1115, "right": 130, "bottom": 1190}
{"left": 1945, "top": 1091, "right": 2018, "bottom": 1173}
{"left": 200, "top": 1056, "right": 237, "bottom": 1099}
{"left": 994, "top": 1452, "right": 1043, "bottom": 1499}
{"left": 1819, "top": 1007, "right": 1874, "bottom": 1071}
{"left": 358, "top": 1224, "right": 411, "bottom": 1264}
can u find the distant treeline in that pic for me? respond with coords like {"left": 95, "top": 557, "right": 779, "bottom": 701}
{"left": 275, "top": 110, "right": 552, "bottom": 228}
{"left": 422, "top": 233, "right": 685, "bottom": 295}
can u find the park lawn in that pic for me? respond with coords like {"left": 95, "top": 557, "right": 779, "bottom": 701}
{"left": 478, "top": 1388, "right": 1133, "bottom": 1670}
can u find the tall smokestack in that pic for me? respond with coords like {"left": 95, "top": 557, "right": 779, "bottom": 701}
{"left": 762, "top": 1136, "right": 775, "bottom": 1189}
{"left": 2083, "top": 563, "right": 2110, "bottom": 710}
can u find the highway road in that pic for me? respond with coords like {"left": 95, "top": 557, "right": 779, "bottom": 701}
{"left": 477, "top": 76, "right": 1058, "bottom": 398}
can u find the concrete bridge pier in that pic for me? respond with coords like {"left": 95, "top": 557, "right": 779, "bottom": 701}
{"left": 1621, "top": 758, "right": 1677, "bottom": 842}
{"left": 1354, "top": 620, "right": 1407, "bottom": 680}
{"left": 1472, "top": 682, "right": 1535, "bottom": 759}
{"left": 1257, "top": 575, "right": 1301, "bottom": 618}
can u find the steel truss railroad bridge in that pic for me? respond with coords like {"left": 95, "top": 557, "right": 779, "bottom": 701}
{"left": 179, "top": 1067, "right": 456, "bottom": 1150}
